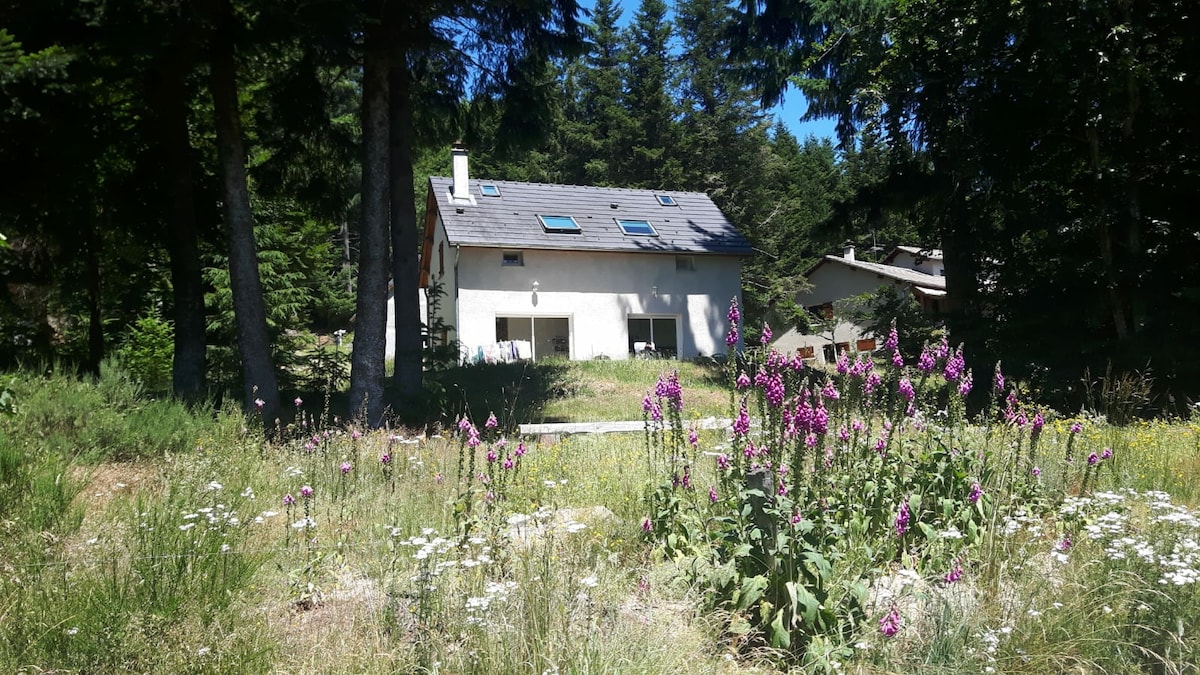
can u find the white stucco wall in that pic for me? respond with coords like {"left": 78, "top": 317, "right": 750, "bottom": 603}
{"left": 800, "top": 261, "right": 916, "bottom": 308}
{"left": 771, "top": 321, "right": 870, "bottom": 366}
{"left": 448, "top": 245, "right": 741, "bottom": 361}
{"left": 889, "top": 251, "right": 944, "bottom": 277}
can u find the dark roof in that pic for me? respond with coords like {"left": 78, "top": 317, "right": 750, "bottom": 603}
{"left": 427, "top": 177, "right": 753, "bottom": 256}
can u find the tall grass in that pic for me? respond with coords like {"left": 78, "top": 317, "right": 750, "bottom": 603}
{"left": 0, "top": 358, "right": 1197, "bottom": 672}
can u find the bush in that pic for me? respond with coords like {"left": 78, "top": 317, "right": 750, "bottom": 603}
{"left": 115, "top": 314, "right": 174, "bottom": 391}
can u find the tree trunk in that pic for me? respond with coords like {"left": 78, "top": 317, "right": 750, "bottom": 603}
{"left": 208, "top": 0, "right": 280, "bottom": 424}
{"left": 152, "top": 52, "right": 207, "bottom": 401}
{"left": 84, "top": 214, "right": 103, "bottom": 378}
{"left": 389, "top": 62, "right": 424, "bottom": 401}
{"left": 348, "top": 18, "right": 390, "bottom": 427}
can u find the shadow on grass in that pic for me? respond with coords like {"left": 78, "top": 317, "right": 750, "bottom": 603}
{"left": 421, "top": 361, "right": 581, "bottom": 431}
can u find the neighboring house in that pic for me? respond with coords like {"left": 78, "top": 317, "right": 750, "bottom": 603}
{"left": 418, "top": 146, "right": 752, "bottom": 362}
{"left": 384, "top": 280, "right": 426, "bottom": 361}
{"left": 771, "top": 243, "right": 946, "bottom": 364}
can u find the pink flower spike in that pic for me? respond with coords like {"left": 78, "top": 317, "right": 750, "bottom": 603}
{"left": 294, "top": 397, "right": 303, "bottom": 407}
{"left": 880, "top": 606, "right": 901, "bottom": 637}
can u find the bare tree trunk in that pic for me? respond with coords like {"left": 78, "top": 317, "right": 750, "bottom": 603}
{"left": 389, "top": 62, "right": 423, "bottom": 401}
{"left": 152, "top": 51, "right": 207, "bottom": 401}
{"left": 208, "top": 0, "right": 280, "bottom": 424}
{"left": 84, "top": 214, "right": 103, "bottom": 378}
{"left": 349, "top": 16, "right": 389, "bottom": 426}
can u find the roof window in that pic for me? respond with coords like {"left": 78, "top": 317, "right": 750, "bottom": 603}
{"left": 617, "top": 219, "right": 657, "bottom": 236}
{"left": 480, "top": 184, "right": 501, "bottom": 197}
{"left": 656, "top": 194, "right": 678, "bottom": 206}
{"left": 537, "top": 214, "right": 582, "bottom": 233}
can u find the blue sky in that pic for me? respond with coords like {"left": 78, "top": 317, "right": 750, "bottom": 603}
{"left": 582, "top": 0, "right": 837, "bottom": 142}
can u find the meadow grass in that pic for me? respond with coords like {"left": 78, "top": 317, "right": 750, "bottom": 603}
{"left": 0, "top": 358, "right": 1197, "bottom": 673}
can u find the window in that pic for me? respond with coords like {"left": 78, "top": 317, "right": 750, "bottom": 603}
{"left": 480, "top": 184, "right": 501, "bottom": 197}
{"left": 616, "top": 218, "right": 657, "bottom": 236}
{"left": 537, "top": 214, "right": 581, "bottom": 233}
{"left": 655, "top": 194, "right": 678, "bottom": 206}
{"left": 675, "top": 255, "right": 695, "bottom": 272}
{"left": 628, "top": 316, "right": 678, "bottom": 358}
{"left": 502, "top": 251, "right": 524, "bottom": 267}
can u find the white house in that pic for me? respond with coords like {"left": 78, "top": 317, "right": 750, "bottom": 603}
{"left": 771, "top": 243, "right": 946, "bottom": 364}
{"left": 418, "top": 146, "right": 752, "bottom": 362}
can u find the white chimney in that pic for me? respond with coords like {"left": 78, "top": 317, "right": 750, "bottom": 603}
{"left": 842, "top": 241, "right": 856, "bottom": 261}
{"left": 451, "top": 142, "right": 469, "bottom": 201}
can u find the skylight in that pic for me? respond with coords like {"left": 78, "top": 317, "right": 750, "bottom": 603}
{"left": 480, "top": 184, "right": 501, "bottom": 197}
{"left": 616, "top": 218, "right": 657, "bottom": 236}
{"left": 655, "top": 194, "right": 678, "bottom": 206}
{"left": 537, "top": 214, "right": 582, "bottom": 233}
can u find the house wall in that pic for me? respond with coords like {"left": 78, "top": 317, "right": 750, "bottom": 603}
{"left": 452, "top": 246, "right": 741, "bottom": 361}
{"left": 771, "top": 321, "right": 868, "bottom": 366}
{"left": 890, "top": 251, "right": 944, "bottom": 277}
{"left": 425, "top": 215, "right": 458, "bottom": 347}
{"left": 799, "top": 262, "right": 916, "bottom": 308}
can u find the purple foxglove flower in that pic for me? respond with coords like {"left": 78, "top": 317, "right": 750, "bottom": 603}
{"left": 727, "top": 298, "right": 740, "bottom": 326}
{"left": 968, "top": 482, "right": 983, "bottom": 503}
{"left": 716, "top": 454, "right": 731, "bottom": 471}
{"left": 300, "top": 485, "right": 313, "bottom": 498}
{"left": 709, "top": 486, "right": 718, "bottom": 502}
{"left": 282, "top": 493, "right": 295, "bottom": 506}
{"left": 917, "top": 346, "right": 936, "bottom": 373}
{"left": 944, "top": 561, "right": 963, "bottom": 584}
{"left": 894, "top": 498, "right": 911, "bottom": 537}
{"left": 958, "top": 370, "right": 973, "bottom": 396}
{"left": 485, "top": 412, "right": 498, "bottom": 429}
{"left": 994, "top": 362, "right": 1005, "bottom": 392}
{"left": 821, "top": 379, "right": 839, "bottom": 401}
{"left": 891, "top": 349, "right": 904, "bottom": 368}
{"left": 726, "top": 326, "right": 739, "bottom": 347}
{"left": 736, "top": 371, "right": 751, "bottom": 389}
{"left": 642, "top": 517, "right": 652, "bottom": 533}
{"left": 503, "top": 456, "right": 514, "bottom": 470}
{"left": 1070, "top": 421, "right": 1083, "bottom": 434}
{"left": 885, "top": 321, "right": 899, "bottom": 351}
{"left": 1101, "top": 447, "right": 1113, "bottom": 460}
{"left": 898, "top": 377, "right": 916, "bottom": 401}
{"left": 340, "top": 462, "right": 352, "bottom": 475}
{"left": 838, "top": 426, "right": 850, "bottom": 442}
{"left": 458, "top": 416, "right": 472, "bottom": 432}
{"left": 515, "top": 442, "right": 527, "bottom": 457}
{"left": 1087, "top": 452, "right": 1099, "bottom": 466}
{"left": 765, "top": 373, "right": 785, "bottom": 408}
{"left": 486, "top": 449, "right": 497, "bottom": 463}
{"left": 1031, "top": 465, "right": 1041, "bottom": 477}
{"left": 254, "top": 398, "right": 265, "bottom": 410}
{"left": 880, "top": 606, "right": 901, "bottom": 637}
{"left": 760, "top": 322, "right": 772, "bottom": 345}
{"left": 835, "top": 353, "right": 849, "bottom": 374}
{"left": 381, "top": 452, "right": 391, "bottom": 465}
{"left": 864, "top": 371, "right": 881, "bottom": 394}
{"left": 733, "top": 401, "right": 750, "bottom": 436}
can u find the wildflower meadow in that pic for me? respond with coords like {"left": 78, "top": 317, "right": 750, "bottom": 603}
{"left": 1, "top": 310, "right": 1199, "bottom": 673}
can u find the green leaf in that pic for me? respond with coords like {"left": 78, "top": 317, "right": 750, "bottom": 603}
{"left": 737, "top": 575, "right": 768, "bottom": 611}
{"left": 769, "top": 608, "right": 791, "bottom": 648}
